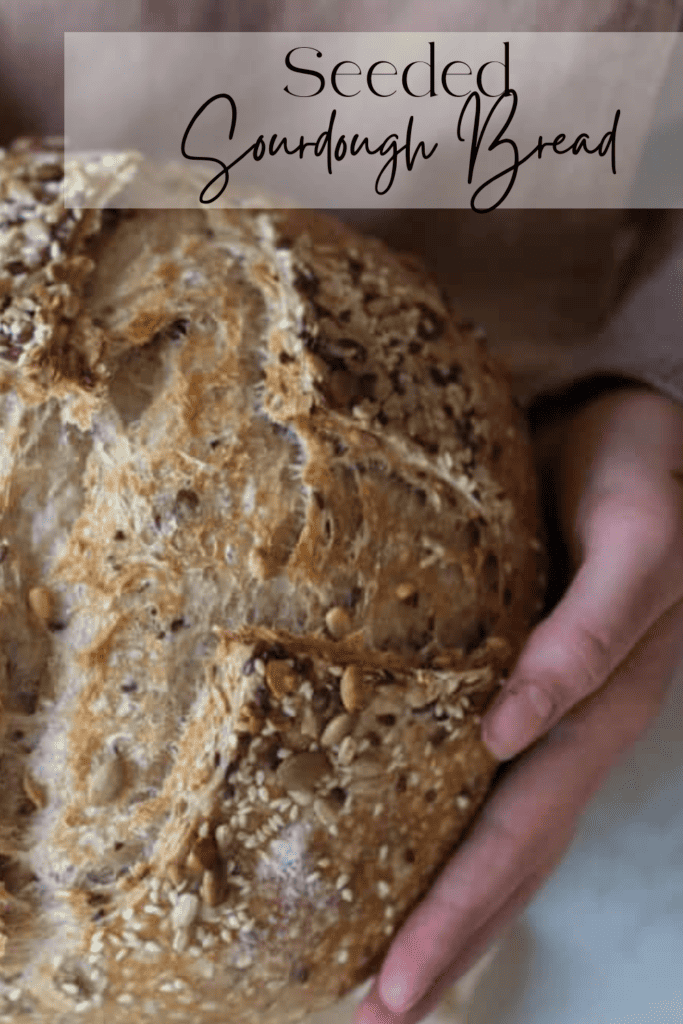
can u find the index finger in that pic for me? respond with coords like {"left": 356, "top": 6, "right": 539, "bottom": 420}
{"left": 481, "top": 490, "right": 683, "bottom": 761}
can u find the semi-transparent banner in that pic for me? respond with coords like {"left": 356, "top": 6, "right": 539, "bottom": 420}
{"left": 63, "top": 32, "right": 683, "bottom": 211}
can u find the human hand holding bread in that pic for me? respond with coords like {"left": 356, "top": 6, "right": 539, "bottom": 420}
{"left": 354, "top": 386, "right": 683, "bottom": 1024}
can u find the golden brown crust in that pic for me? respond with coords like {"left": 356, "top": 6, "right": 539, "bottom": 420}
{"left": 0, "top": 139, "right": 546, "bottom": 1022}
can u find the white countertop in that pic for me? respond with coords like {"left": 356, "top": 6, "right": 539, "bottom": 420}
{"left": 466, "top": 655, "right": 683, "bottom": 1024}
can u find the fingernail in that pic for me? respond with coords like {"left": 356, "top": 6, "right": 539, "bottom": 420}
{"left": 482, "top": 684, "right": 554, "bottom": 760}
{"left": 379, "top": 976, "right": 421, "bottom": 1015}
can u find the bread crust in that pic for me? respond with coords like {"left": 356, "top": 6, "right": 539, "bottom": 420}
{"left": 0, "top": 139, "right": 546, "bottom": 1023}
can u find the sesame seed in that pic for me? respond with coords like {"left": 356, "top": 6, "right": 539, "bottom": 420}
{"left": 341, "top": 888, "right": 354, "bottom": 902}
{"left": 7, "top": 989, "right": 22, "bottom": 1002}
{"left": 377, "top": 881, "right": 390, "bottom": 898}
{"left": 373, "top": 803, "right": 384, "bottom": 817}
{"left": 115, "top": 950, "right": 128, "bottom": 962}
{"left": 336, "top": 949, "right": 349, "bottom": 964}
{"left": 144, "top": 904, "right": 165, "bottom": 916}
{"left": 336, "top": 874, "right": 349, "bottom": 889}
{"left": 384, "top": 906, "right": 395, "bottom": 918}
{"left": 379, "top": 845, "right": 388, "bottom": 863}
{"left": 117, "top": 994, "right": 135, "bottom": 1005}
{"left": 384, "top": 924, "right": 393, "bottom": 935}
{"left": 75, "top": 1001, "right": 92, "bottom": 1013}
{"left": 235, "top": 952, "right": 253, "bottom": 969}
{"left": 121, "top": 907, "right": 135, "bottom": 921}
{"left": 171, "top": 893, "right": 200, "bottom": 931}
{"left": 456, "top": 795, "right": 471, "bottom": 811}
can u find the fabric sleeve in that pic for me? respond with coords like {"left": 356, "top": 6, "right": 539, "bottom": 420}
{"left": 523, "top": 210, "right": 683, "bottom": 418}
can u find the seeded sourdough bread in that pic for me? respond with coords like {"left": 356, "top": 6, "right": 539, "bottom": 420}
{"left": 0, "top": 137, "right": 547, "bottom": 1024}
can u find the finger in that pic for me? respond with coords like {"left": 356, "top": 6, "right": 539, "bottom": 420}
{"left": 481, "top": 494, "right": 683, "bottom": 761}
{"left": 354, "top": 845, "right": 571, "bottom": 1024}
{"left": 361, "top": 598, "right": 683, "bottom": 1022}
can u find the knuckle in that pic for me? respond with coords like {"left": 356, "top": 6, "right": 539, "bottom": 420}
{"left": 485, "top": 807, "right": 525, "bottom": 854}
{"left": 558, "top": 621, "right": 614, "bottom": 696}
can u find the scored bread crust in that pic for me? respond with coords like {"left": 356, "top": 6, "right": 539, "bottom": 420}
{"left": 0, "top": 139, "right": 547, "bottom": 1023}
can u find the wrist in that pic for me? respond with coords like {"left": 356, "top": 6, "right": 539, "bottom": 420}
{"left": 527, "top": 376, "right": 652, "bottom": 477}
{"left": 526, "top": 378, "right": 679, "bottom": 592}
{"left": 556, "top": 385, "right": 683, "bottom": 564}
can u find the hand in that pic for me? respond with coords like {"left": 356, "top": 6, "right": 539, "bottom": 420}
{"left": 353, "top": 385, "right": 683, "bottom": 1024}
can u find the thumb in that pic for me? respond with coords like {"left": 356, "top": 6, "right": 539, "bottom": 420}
{"left": 481, "top": 494, "right": 683, "bottom": 762}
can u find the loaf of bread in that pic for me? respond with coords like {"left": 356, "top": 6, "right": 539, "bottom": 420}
{"left": 0, "top": 137, "right": 547, "bottom": 1024}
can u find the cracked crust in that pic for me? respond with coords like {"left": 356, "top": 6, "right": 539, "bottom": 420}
{"left": 0, "top": 139, "right": 546, "bottom": 1023}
